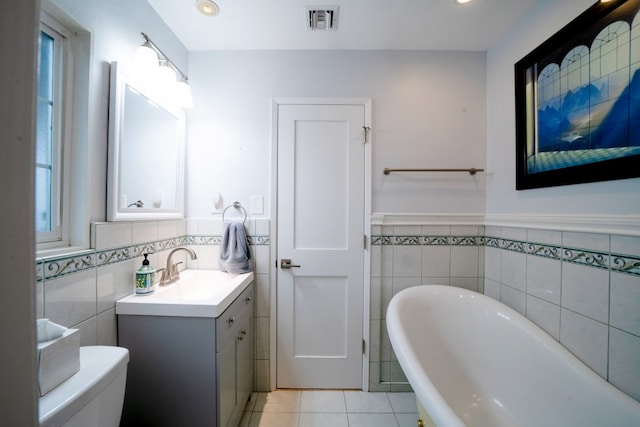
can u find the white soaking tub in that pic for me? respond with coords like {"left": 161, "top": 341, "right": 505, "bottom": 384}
{"left": 386, "top": 285, "right": 640, "bottom": 427}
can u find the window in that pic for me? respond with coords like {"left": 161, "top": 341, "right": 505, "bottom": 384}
{"left": 36, "top": 13, "right": 73, "bottom": 248}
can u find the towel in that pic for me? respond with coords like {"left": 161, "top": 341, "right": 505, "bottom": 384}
{"left": 219, "top": 222, "right": 255, "bottom": 273}
{"left": 37, "top": 319, "right": 68, "bottom": 343}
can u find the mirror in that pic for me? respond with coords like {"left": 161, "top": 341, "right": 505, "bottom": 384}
{"left": 107, "top": 62, "right": 185, "bottom": 221}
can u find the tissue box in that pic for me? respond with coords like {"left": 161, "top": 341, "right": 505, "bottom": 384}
{"left": 37, "top": 328, "right": 80, "bottom": 396}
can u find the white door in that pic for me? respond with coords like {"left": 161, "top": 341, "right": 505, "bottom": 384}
{"left": 276, "top": 102, "right": 366, "bottom": 389}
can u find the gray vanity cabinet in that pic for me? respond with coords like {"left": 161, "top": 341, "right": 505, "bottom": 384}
{"left": 118, "top": 282, "right": 254, "bottom": 427}
{"left": 217, "top": 284, "right": 254, "bottom": 427}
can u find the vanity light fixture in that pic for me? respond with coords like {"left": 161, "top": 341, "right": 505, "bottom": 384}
{"left": 133, "top": 32, "right": 193, "bottom": 108}
{"left": 196, "top": 0, "right": 220, "bottom": 16}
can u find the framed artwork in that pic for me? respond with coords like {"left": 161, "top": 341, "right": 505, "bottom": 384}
{"left": 515, "top": 0, "right": 640, "bottom": 190}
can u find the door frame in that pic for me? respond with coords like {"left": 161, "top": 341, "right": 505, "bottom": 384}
{"left": 270, "top": 98, "right": 372, "bottom": 391}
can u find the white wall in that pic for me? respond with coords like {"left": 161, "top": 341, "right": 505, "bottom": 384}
{"left": 486, "top": 0, "right": 640, "bottom": 216}
{"left": 186, "top": 50, "right": 487, "bottom": 217}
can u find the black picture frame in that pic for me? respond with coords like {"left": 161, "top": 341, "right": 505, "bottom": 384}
{"left": 514, "top": 0, "right": 640, "bottom": 190}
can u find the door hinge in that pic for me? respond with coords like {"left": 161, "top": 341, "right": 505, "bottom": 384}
{"left": 364, "top": 234, "right": 368, "bottom": 250}
{"left": 362, "top": 339, "right": 366, "bottom": 354}
{"left": 362, "top": 126, "right": 370, "bottom": 144}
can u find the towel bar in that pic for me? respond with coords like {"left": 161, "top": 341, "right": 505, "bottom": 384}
{"left": 222, "top": 201, "right": 247, "bottom": 224}
{"left": 383, "top": 168, "right": 484, "bottom": 175}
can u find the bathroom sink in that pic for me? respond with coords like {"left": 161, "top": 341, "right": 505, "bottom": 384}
{"left": 116, "top": 269, "right": 254, "bottom": 318}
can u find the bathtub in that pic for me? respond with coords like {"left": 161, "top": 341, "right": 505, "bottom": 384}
{"left": 386, "top": 285, "right": 640, "bottom": 427}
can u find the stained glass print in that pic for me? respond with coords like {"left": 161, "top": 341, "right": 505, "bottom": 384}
{"left": 515, "top": 0, "right": 640, "bottom": 189}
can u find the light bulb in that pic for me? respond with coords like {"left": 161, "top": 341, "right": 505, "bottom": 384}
{"left": 175, "top": 81, "right": 194, "bottom": 108}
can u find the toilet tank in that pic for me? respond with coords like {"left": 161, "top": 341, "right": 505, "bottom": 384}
{"left": 39, "top": 346, "right": 129, "bottom": 427}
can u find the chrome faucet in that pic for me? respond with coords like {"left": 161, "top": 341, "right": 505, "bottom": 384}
{"left": 160, "top": 246, "right": 198, "bottom": 285}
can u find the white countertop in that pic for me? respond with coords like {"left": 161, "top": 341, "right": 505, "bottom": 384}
{"left": 116, "top": 269, "right": 254, "bottom": 318}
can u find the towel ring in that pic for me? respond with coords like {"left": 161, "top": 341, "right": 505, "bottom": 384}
{"left": 222, "top": 201, "right": 247, "bottom": 224}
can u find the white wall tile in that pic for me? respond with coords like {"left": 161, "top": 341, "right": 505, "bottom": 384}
{"left": 421, "top": 246, "right": 450, "bottom": 277}
{"left": 253, "top": 245, "right": 270, "bottom": 274}
{"left": 73, "top": 317, "right": 97, "bottom": 347}
{"left": 563, "top": 231, "right": 609, "bottom": 253}
{"left": 421, "top": 225, "right": 450, "bottom": 236}
{"left": 451, "top": 225, "right": 479, "bottom": 236}
{"left": 610, "top": 272, "right": 640, "bottom": 336}
{"left": 393, "top": 246, "right": 421, "bottom": 277}
{"left": 451, "top": 246, "right": 478, "bottom": 278}
{"left": 450, "top": 277, "right": 479, "bottom": 291}
{"left": 255, "top": 317, "right": 270, "bottom": 359}
{"left": 254, "top": 274, "right": 270, "bottom": 318}
{"left": 132, "top": 221, "right": 158, "bottom": 244}
{"left": 526, "top": 295, "right": 560, "bottom": 340}
{"left": 500, "top": 251, "right": 526, "bottom": 291}
{"left": 561, "top": 263, "right": 609, "bottom": 323}
{"left": 370, "top": 278, "right": 382, "bottom": 320}
{"left": 97, "top": 260, "right": 133, "bottom": 313}
{"left": 157, "top": 219, "right": 179, "bottom": 240}
{"left": 501, "top": 227, "right": 526, "bottom": 241}
{"left": 195, "top": 245, "right": 220, "bottom": 269}
{"left": 611, "top": 234, "right": 640, "bottom": 256}
{"left": 44, "top": 270, "right": 97, "bottom": 327}
{"left": 35, "top": 281, "right": 44, "bottom": 319}
{"left": 255, "top": 218, "right": 270, "bottom": 235}
{"left": 484, "top": 278, "right": 501, "bottom": 300}
{"left": 484, "top": 247, "right": 501, "bottom": 282}
{"left": 91, "top": 222, "right": 131, "bottom": 250}
{"left": 97, "top": 308, "right": 117, "bottom": 346}
{"left": 500, "top": 285, "right": 525, "bottom": 315}
{"left": 527, "top": 229, "right": 561, "bottom": 246}
{"left": 608, "top": 327, "right": 640, "bottom": 401}
{"left": 198, "top": 219, "right": 222, "bottom": 235}
{"left": 380, "top": 245, "right": 394, "bottom": 278}
{"left": 560, "top": 309, "right": 608, "bottom": 378}
{"left": 526, "top": 255, "right": 561, "bottom": 304}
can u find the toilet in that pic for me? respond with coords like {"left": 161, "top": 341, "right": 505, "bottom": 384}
{"left": 39, "top": 346, "right": 129, "bottom": 427}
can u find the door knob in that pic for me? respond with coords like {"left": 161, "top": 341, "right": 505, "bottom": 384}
{"left": 280, "top": 259, "right": 301, "bottom": 269}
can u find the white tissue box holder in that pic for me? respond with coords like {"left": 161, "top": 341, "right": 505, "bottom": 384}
{"left": 37, "top": 328, "right": 80, "bottom": 396}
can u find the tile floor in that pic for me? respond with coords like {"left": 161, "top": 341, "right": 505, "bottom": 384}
{"left": 239, "top": 390, "right": 419, "bottom": 427}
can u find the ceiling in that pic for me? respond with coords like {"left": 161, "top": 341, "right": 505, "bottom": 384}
{"left": 147, "top": 0, "right": 539, "bottom": 51}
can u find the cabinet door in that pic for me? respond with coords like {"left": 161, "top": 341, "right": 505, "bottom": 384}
{"left": 217, "top": 339, "right": 236, "bottom": 427}
{"left": 236, "top": 312, "right": 253, "bottom": 408}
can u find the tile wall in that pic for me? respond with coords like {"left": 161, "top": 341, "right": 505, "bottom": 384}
{"left": 369, "top": 224, "right": 485, "bottom": 392}
{"left": 35, "top": 218, "right": 272, "bottom": 392}
{"left": 369, "top": 223, "right": 640, "bottom": 402}
{"left": 36, "top": 218, "right": 640, "bottom": 401}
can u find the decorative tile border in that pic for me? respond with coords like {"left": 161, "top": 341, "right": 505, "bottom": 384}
{"left": 371, "top": 234, "right": 640, "bottom": 277}
{"left": 37, "top": 234, "right": 271, "bottom": 282}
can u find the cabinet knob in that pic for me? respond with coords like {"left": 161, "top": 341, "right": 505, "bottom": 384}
{"left": 228, "top": 317, "right": 236, "bottom": 325}
{"left": 245, "top": 296, "right": 252, "bottom": 304}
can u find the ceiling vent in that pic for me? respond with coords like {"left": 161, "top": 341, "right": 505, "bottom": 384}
{"left": 306, "top": 6, "right": 339, "bottom": 30}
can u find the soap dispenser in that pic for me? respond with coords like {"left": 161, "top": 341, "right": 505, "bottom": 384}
{"left": 135, "top": 253, "right": 156, "bottom": 294}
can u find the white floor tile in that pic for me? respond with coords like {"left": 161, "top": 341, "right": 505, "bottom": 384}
{"left": 253, "top": 390, "right": 301, "bottom": 413}
{"left": 395, "top": 412, "right": 420, "bottom": 427}
{"left": 348, "top": 413, "right": 399, "bottom": 427}
{"left": 299, "top": 412, "right": 349, "bottom": 427}
{"left": 249, "top": 411, "right": 299, "bottom": 427}
{"left": 387, "top": 392, "right": 418, "bottom": 413}
{"left": 300, "top": 390, "right": 347, "bottom": 413}
{"left": 344, "top": 391, "right": 393, "bottom": 413}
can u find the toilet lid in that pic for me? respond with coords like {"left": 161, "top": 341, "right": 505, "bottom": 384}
{"left": 39, "top": 346, "right": 129, "bottom": 426}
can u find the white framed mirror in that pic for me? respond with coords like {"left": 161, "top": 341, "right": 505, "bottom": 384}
{"left": 107, "top": 61, "right": 185, "bottom": 221}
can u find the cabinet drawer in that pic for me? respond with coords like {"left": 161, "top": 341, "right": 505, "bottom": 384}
{"left": 216, "top": 283, "right": 253, "bottom": 349}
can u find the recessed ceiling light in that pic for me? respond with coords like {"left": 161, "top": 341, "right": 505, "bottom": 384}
{"left": 196, "top": 0, "right": 220, "bottom": 16}
{"left": 455, "top": 0, "right": 473, "bottom": 4}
